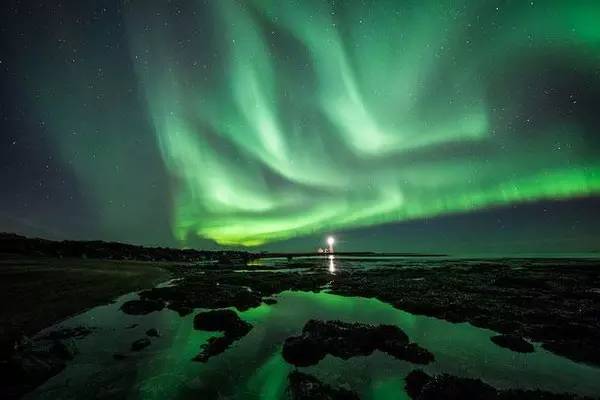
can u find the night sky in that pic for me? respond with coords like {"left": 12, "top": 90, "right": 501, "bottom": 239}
{"left": 1, "top": 1, "right": 600, "bottom": 254}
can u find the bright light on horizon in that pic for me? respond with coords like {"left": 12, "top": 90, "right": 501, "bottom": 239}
{"left": 327, "top": 236, "right": 335, "bottom": 246}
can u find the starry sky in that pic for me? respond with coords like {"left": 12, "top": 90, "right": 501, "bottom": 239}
{"left": 1, "top": 0, "right": 600, "bottom": 254}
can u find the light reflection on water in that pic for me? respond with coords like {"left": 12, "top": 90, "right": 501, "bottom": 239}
{"left": 26, "top": 287, "right": 600, "bottom": 400}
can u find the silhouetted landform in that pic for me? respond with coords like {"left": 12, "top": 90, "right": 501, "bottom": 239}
{"left": 288, "top": 371, "right": 360, "bottom": 400}
{"left": 192, "top": 310, "right": 252, "bottom": 362}
{"left": 490, "top": 334, "right": 534, "bottom": 353}
{"left": 282, "top": 320, "right": 433, "bottom": 367}
{"left": 0, "top": 232, "right": 248, "bottom": 262}
{"left": 405, "top": 370, "right": 595, "bottom": 400}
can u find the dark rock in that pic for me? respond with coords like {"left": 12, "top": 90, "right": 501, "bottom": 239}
{"left": 405, "top": 370, "right": 594, "bottom": 400}
{"left": 125, "top": 324, "right": 138, "bottom": 329}
{"left": 40, "top": 326, "right": 94, "bottom": 341}
{"left": 113, "top": 353, "right": 127, "bottom": 360}
{"left": 193, "top": 309, "right": 252, "bottom": 336}
{"left": 288, "top": 371, "right": 360, "bottom": 400}
{"left": 1, "top": 336, "right": 80, "bottom": 398}
{"left": 49, "top": 339, "right": 77, "bottom": 360}
{"left": 139, "top": 271, "right": 330, "bottom": 313}
{"left": 194, "top": 336, "right": 235, "bottom": 362}
{"left": 146, "top": 328, "right": 160, "bottom": 337}
{"left": 419, "top": 374, "right": 497, "bottom": 400}
{"left": 490, "top": 334, "right": 534, "bottom": 353}
{"left": 263, "top": 298, "right": 277, "bottom": 305}
{"left": 282, "top": 320, "right": 433, "bottom": 367}
{"left": 120, "top": 299, "right": 164, "bottom": 315}
{"left": 192, "top": 310, "right": 252, "bottom": 362}
{"left": 131, "top": 338, "right": 151, "bottom": 351}
{"left": 498, "top": 389, "right": 594, "bottom": 399}
{"left": 405, "top": 370, "right": 431, "bottom": 399}
{"left": 329, "top": 262, "right": 600, "bottom": 366}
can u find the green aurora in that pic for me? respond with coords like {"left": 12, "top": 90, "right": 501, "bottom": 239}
{"left": 126, "top": 1, "right": 600, "bottom": 246}
{"left": 5, "top": 1, "right": 600, "bottom": 249}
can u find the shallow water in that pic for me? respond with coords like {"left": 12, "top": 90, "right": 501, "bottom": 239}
{"left": 27, "top": 283, "right": 600, "bottom": 400}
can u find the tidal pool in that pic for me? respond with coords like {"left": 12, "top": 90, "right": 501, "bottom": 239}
{"left": 27, "top": 288, "right": 600, "bottom": 399}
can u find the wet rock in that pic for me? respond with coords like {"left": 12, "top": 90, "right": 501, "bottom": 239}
{"left": 194, "top": 336, "right": 236, "bottom": 362}
{"left": 419, "top": 374, "right": 497, "bottom": 400}
{"left": 288, "top": 371, "right": 360, "bottom": 400}
{"left": 490, "top": 334, "right": 534, "bottom": 353}
{"left": 125, "top": 324, "right": 138, "bottom": 329}
{"left": 40, "top": 326, "right": 94, "bottom": 341}
{"left": 193, "top": 310, "right": 252, "bottom": 362}
{"left": 1, "top": 336, "right": 80, "bottom": 398}
{"left": 131, "top": 338, "right": 151, "bottom": 351}
{"left": 120, "top": 299, "right": 164, "bottom": 315}
{"left": 405, "top": 370, "right": 430, "bottom": 399}
{"left": 49, "top": 339, "right": 78, "bottom": 360}
{"left": 282, "top": 320, "right": 433, "bottom": 367}
{"left": 146, "top": 328, "right": 160, "bottom": 337}
{"left": 329, "top": 262, "right": 600, "bottom": 366}
{"left": 263, "top": 298, "right": 277, "bottom": 305}
{"left": 193, "top": 309, "right": 251, "bottom": 335}
{"left": 139, "top": 271, "right": 329, "bottom": 313}
{"left": 405, "top": 370, "right": 594, "bottom": 400}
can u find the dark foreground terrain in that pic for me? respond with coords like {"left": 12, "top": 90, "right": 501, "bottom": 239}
{"left": 1, "top": 236, "right": 600, "bottom": 398}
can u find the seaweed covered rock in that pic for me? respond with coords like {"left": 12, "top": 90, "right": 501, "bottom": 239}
{"left": 193, "top": 309, "right": 252, "bottom": 362}
{"left": 130, "top": 337, "right": 151, "bottom": 351}
{"left": 405, "top": 370, "right": 594, "bottom": 400}
{"left": 282, "top": 320, "right": 433, "bottom": 367}
{"left": 490, "top": 334, "right": 534, "bottom": 353}
{"left": 120, "top": 299, "right": 164, "bottom": 315}
{"left": 288, "top": 371, "right": 360, "bottom": 400}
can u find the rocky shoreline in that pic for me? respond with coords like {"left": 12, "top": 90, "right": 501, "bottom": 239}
{"left": 3, "top": 254, "right": 600, "bottom": 398}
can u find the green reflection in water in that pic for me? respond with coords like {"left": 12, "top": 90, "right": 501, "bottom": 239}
{"left": 27, "top": 290, "right": 600, "bottom": 400}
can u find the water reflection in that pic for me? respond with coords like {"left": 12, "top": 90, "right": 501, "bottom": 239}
{"left": 328, "top": 255, "right": 335, "bottom": 273}
{"left": 27, "top": 290, "right": 600, "bottom": 400}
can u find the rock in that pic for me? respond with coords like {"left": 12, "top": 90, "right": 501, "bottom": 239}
{"left": 405, "top": 370, "right": 594, "bottom": 400}
{"left": 113, "top": 353, "right": 127, "bottom": 360}
{"left": 329, "top": 262, "right": 600, "bottom": 366}
{"left": 194, "top": 336, "right": 235, "bottom": 362}
{"left": 139, "top": 270, "right": 330, "bottom": 313}
{"left": 1, "top": 336, "right": 80, "bottom": 398}
{"left": 405, "top": 370, "right": 431, "bottom": 399}
{"left": 131, "top": 338, "right": 151, "bottom": 351}
{"left": 263, "top": 298, "right": 277, "bottom": 305}
{"left": 288, "top": 371, "right": 360, "bottom": 400}
{"left": 120, "top": 299, "right": 164, "bottom": 315}
{"left": 40, "top": 326, "right": 94, "bottom": 341}
{"left": 192, "top": 310, "right": 252, "bottom": 362}
{"left": 146, "top": 328, "right": 160, "bottom": 337}
{"left": 490, "top": 334, "right": 534, "bottom": 353}
{"left": 193, "top": 310, "right": 251, "bottom": 336}
{"left": 125, "top": 324, "right": 138, "bottom": 329}
{"left": 49, "top": 339, "right": 77, "bottom": 360}
{"left": 282, "top": 320, "right": 433, "bottom": 367}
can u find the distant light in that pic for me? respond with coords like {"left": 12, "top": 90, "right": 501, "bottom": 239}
{"left": 327, "top": 236, "right": 335, "bottom": 246}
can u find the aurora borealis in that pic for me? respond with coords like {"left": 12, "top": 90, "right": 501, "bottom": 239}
{"left": 2, "top": 0, "right": 600, "bottom": 251}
